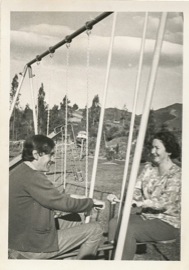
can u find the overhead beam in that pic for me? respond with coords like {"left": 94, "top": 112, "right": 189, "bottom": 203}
{"left": 26, "top": 12, "right": 113, "bottom": 67}
{"left": 9, "top": 12, "right": 113, "bottom": 170}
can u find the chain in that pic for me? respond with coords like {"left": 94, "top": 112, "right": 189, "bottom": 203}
{"left": 63, "top": 42, "right": 70, "bottom": 189}
{"left": 85, "top": 29, "right": 91, "bottom": 197}
{"left": 47, "top": 52, "right": 54, "bottom": 136}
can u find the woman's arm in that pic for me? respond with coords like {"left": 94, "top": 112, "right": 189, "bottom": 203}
{"left": 132, "top": 164, "right": 149, "bottom": 203}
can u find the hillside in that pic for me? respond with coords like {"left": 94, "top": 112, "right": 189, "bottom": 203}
{"left": 102, "top": 103, "right": 182, "bottom": 160}
{"left": 9, "top": 103, "right": 182, "bottom": 162}
{"left": 153, "top": 103, "right": 182, "bottom": 130}
{"left": 104, "top": 103, "right": 182, "bottom": 131}
{"left": 55, "top": 103, "right": 182, "bottom": 141}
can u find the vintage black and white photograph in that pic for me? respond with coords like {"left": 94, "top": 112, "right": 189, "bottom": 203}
{"left": 1, "top": 0, "right": 189, "bottom": 269}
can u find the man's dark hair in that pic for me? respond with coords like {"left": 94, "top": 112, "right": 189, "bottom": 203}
{"left": 22, "top": 134, "right": 55, "bottom": 161}
{"left": 152, "top": 131, "right": 181, "bottom": 159}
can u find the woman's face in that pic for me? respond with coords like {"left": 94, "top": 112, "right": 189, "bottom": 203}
{"left": 151, "top": 138, "right": 170, "bottom": 165}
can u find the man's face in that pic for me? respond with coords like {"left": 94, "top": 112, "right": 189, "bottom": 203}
{"left": 36, "top": 149, "right": 55, "bottom": 172}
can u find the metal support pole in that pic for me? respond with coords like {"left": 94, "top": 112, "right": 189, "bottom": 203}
{"left": 63, "top": 109, "right": 68, "bottom": 189}
{"left": 9, "top": 65, "right": 28, "bottom": 120}
{"left": 71, "top": 124, "right": 76, "bottom": 145}
{"left": 85, "top": 12, "right": 117, "bottom": 223}
{"left": 80, "top": 139, "right": 84, "bottom": 160}
{"left": 118, "top": 12, "right": 148, "bottom": 218}
{"left": 47, "top": 106, "right": 50, "bottom": 136}
{"left": 85, "top": 29, "right": 91, "bottom": 197}
{"left": 63, "top": 43, "right": 70, "bottom": 190}
{"left": 28, "top": 66, "right": 38, "bottom": 134}
{"left": 114, "top": 12, "right": 168, "bottom": 260}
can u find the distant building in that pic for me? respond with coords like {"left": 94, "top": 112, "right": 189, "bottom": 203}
{"left": 69, "top": 111, "right": 83, "bottom": 123}
{"left": 77, "top": 131, "right": 87, "bottom": 140}
{"left": 113, "top": 120, "right": 120, "bottom": 124}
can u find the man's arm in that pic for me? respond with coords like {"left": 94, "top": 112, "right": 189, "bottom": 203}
{"left": 26, "top": 171, "right": 94, "bottom": 213}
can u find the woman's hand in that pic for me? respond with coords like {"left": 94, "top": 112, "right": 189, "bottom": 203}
{"left": 132, "top": 200, "right": 143, "bottom": 207}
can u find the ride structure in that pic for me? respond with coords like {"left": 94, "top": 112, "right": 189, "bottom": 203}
{"left": 9, "top": 11, "right": 180, "bottom": 260}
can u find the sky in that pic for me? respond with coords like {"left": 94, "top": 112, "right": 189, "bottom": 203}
{"left": 10, "top": 11, "right": 183, "bottom": 114}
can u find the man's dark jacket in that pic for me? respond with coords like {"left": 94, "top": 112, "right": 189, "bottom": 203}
{"left": 9, "top": 163, "right": 94, "bottom": 252}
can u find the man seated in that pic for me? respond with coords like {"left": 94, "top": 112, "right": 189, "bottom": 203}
{"left": 9, "top": 134, "right": 105, "bottom": 260}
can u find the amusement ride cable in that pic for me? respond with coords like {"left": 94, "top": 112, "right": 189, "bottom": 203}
{"left": 85, "top": 27, "right": 91, "bottom": 197}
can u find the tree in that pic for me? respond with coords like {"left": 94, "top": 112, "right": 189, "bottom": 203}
{"left": 10, "top": 74, "right": 19, "bottom": 107}
{"left": 80, "top": 106, "right": 87, "bottom": 130}
{"left": 113, "top": 107, "right": 119, "bottom": 121}
{"left": 49, "top": 104, "right": 60, "bottom": 132}
{"left": 21, "top": 104, "right": 34, "bottom": 138}
{"left": 10, "top": 74, "right": 21, "bottom": 140}
{"left": 161, "top": 122, "right": 170, "bottom": 131}
{"left": 72, "top": 103, "right": 79, "bottom": 111}
{"left": 106, "top": 126, "right": 119, "bottom": 141}
{"left": 60, "top": 95, "right": 72, "bottom": 121}
{"left": 120, "top": 104, "right": 128, "bottom": 126}
{"left": 89, "top": 95, "right": 101, "bottom": 127}
{"left": 37, "top": 83, "right": 47, "bottom": 134}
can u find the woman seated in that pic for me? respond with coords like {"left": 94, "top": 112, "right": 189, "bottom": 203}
{"left": 108, "top": 131, "right": 181, "bottom": 260}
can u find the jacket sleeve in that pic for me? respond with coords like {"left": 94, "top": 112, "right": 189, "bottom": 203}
{"left": 25, "top": 171, "right": 94, "bottom": 213}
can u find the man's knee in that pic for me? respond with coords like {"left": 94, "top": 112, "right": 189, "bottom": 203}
{"left": 93, "top": 222, "right": 103, "bottom": 235}
{"left": 87, "top": 222, "right": 103, "bottom": 237}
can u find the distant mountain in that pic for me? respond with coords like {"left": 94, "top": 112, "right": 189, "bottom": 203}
{"left": 152, "top": 103, "right": 182, "bottom": 130}
{"left": 104, "top": 107, "right": 123, "bottom": 122}
{"left": 104, "top": 103, "right": 182, "bottom": 131}
{"left": 103, "top": 103, "right": 182, "bottom": 160}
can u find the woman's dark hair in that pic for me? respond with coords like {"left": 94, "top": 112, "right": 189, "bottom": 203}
{"left": 152, "top": 131, "right": 181, "bottom": 159}
{"left": 22, "top": 134, "right": 55, "bottom": 161}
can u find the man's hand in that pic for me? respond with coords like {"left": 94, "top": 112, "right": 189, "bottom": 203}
{"left": 70, "top": 194, "right": 87, "bottom": 199}
{"left": 54, "top": 210, "right": 64, "bottom": 218}
{"left": 93, "top": 199, "right": 105, "bottom": 210}
{"left": 107, "top": 194, "right": 120, "bottom": 203}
